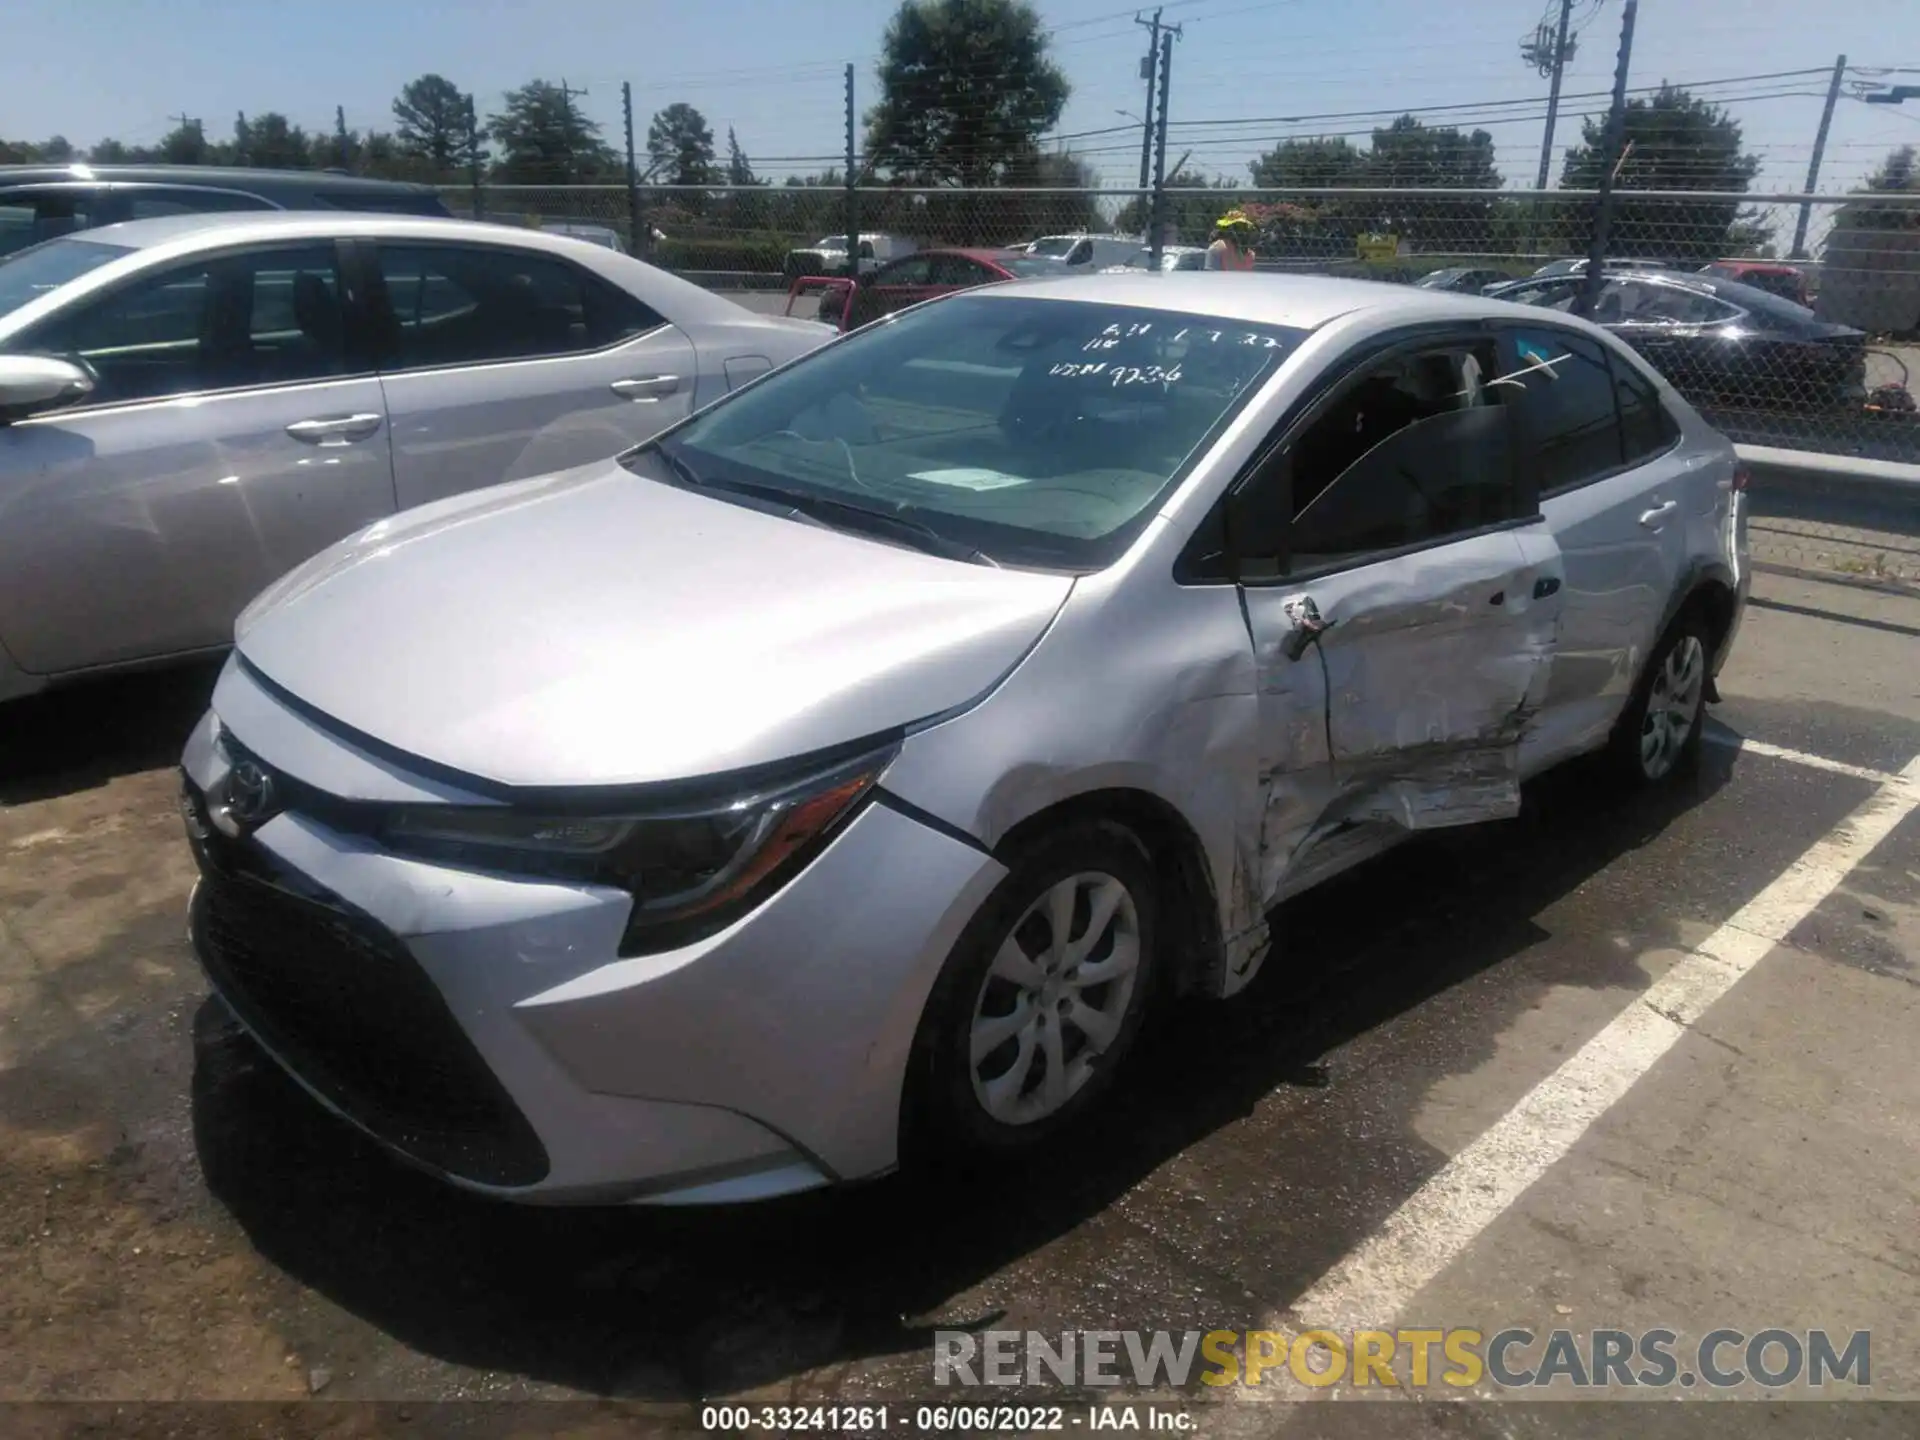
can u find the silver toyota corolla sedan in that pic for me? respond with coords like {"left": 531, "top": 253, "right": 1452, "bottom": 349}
{"left": 178, "top": 272, "right": 1749, "bottom": 1205}
{"left": 0, "top": 213, "right": 831, "bottom": 701}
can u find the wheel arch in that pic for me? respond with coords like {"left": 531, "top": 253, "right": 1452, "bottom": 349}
{"left": 992, "top": 786, "right": 1226, "bottom": 1002}
{"left": 1656, "top": 560, "right": 1740, "bottom": 700}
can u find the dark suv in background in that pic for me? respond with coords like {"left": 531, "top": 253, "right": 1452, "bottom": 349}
{"left": 0, "top": 164, "right": 451, "bottom": 256}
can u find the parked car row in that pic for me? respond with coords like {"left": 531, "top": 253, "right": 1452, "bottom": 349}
{"left": 166, "top": 268, "right": 1749, "bottom": 1205}
{"left": 2, "top": 180, "right": 1754, "bottom": 1213}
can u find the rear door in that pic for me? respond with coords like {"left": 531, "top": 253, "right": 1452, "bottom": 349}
{"left": 1496, "top": 321, "right": 1691, "bottom": 759}
{"left": 1231, "top": 328, "right": 1561, "bottom": 902}
{"left": 363, "top": 239, "right": 698, "bottom": 510}
{"left": 0, "top": 239, "right": 395, "bottom": 673}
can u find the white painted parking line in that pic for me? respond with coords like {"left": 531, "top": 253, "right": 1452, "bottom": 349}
{"left": 1703, "top": 724, "right": 1915, "bottom": 793}
{"left": 1243, "top": 751, "right": 1920, "bottom": 1397}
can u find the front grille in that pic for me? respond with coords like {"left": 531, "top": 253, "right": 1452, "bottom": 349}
{"left": 185, "top": 778, "right": 549, "bottom": 1187}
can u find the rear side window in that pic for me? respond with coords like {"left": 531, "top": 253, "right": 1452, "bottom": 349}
{"left": 0, "top": 188, "right": 108, "bottom": 257}
{"left": 1613, "top": 356, "right": 1681, "bottom": 464}
{"left": 1501, "top": 327, "right": 1623, "bottom": 496}
{"left": 371, "top": 243, "right": 664, "bottom": 369}
{"left": 123, "top": 189, "right": 277, "bottom": 221}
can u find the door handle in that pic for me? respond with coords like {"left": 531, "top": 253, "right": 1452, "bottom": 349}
{"left": 1533, "top": 575, "right": 1562, "bottom": 599}
{"left": 611, "top": 375, "right": 681, "bottom": 401}
{"left": 285, "top": 413, "right": 382, "bottom": 444}
{"left": 1639, "top": 499, "right": 1679, "bottom": 528}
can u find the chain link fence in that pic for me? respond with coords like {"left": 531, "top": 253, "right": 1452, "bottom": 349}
{"left": 441, "top": 179, "right": 1920, "bottom": 480}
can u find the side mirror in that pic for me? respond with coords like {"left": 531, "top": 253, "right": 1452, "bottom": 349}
{"left": 0, "top": 355, "right": 94, "bottom": 425}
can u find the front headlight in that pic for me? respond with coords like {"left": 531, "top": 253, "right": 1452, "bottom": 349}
{"left": 378, "top": 743, "right": 897, "bottom": 955}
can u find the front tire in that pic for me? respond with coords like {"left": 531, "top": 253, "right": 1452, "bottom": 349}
{"left": 1611, "top": 609, "right": 1711, "bottom": 787}
{"left": 907, "top": 821, "right": 1160, "bottom": 1161}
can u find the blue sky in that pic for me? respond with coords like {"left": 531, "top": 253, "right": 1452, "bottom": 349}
{"left": 6, "top": 0, "right": 1919, "bottom": 196}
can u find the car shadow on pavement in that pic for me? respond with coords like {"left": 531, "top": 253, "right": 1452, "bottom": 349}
{"left": 190, "top": 746, "right": 1735, "bottom": 1401}
{"left": 0, "top": 661, "right": 222, "bottom": 807}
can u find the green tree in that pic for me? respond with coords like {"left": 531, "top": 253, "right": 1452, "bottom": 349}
{"left": 489, "top": 80, "right": 617, "bottom": 183}
{"left": 1358, "top": 115, "right": 1503, "bottom": 250}
{"left": 1558, "top": 84, "right": 1761, "bottom": 262}
{"left": 1249, "top": 136, "right": 1366, "bottom": 189}
{"left": 393, "top": 73, "right": 479, "bottom": 176}
{"left": 87, "top": 138, "right": 149, "bottom": 163}
{"left": 157, "top": 119, "right": 210, "bottom": 166}
{"left": 864, "top": 0, "right": 1069, "bottom": 187}
{"left": 241, "top": 113, "right": 313, "bottom": 169}
{"left": 647, "top": 102, "right": 717, "bottom": 187}
{"left": 725, "top": 126, "right": 756, "bottom": 186}
{"left": 1832, "top": 145, "right": 1920, "bottom": 235}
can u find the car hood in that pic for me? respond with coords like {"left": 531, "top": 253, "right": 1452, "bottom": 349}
{"left": 234, "top": 460, "right": 1074, "bottom": 789}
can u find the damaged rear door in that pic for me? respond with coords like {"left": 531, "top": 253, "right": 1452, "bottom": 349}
{"left": 1226, "top": 325, "right": 1563, "bottom": 907}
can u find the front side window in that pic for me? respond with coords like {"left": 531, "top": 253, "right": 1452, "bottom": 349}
{"left": 371, "top": 244, "right": 663, "bottom": 370}
{"left": 17, "top": 243, "right": 350, "bottom": 406}
{"left": 641, "top": 295, "right": 1308, "bottom": 571}
{"left": 1500, "top": 326, "right": 1624, "bottom": 495}
{"left": 1254, "top": 337, "right": 1520, "bottom": 573}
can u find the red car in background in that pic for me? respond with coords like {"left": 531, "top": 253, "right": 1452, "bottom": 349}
{"left": 787, "top": 247, "right": 1062, "bottom": 331}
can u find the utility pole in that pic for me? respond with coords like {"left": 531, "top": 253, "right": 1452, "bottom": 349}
{"left": 167, "top": 112, "right": 202, "bottom": 163}
{"left": 845, "top": 63, "right": 859, "bottom": 280}
{"left": 1134, "top": 8, "right": 1163, "bottom": 220}
{"left": 1532, "top": 0, "right": 1576, "bottom": 191}
{"left": 1148, "top": 28, "right": 1177, "bottom": 270}
{"left": 558, "top": 78, "right": 588, "bottom": 179}
{"left": 335, "top": 105, "right": 351, "bottom": 170}
{"left": 1791, "top": 54, "right": 1848, "bottom": 260}
{"left": 233, "top": 111, "right": 248, "bottom": 166}
{"left": 465, "top": 96, "right": 483, "bottom": 219}
{"left": 1573, "top": 0, "right": 1637, "bottom": 319}
{"left": 622, "top": 81, "right": 644, "bottom": 258}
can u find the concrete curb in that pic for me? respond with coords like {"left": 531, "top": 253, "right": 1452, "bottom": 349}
{"left": 1737, "top": 443, "right": 1920, "bottom": 508}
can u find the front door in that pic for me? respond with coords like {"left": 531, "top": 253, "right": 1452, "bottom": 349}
{"left": 365, "top": 240, "right": 698, "bottom": 510}
{"left": 0, "top": 240, "right": 395, "bottom": 674}
{"left": 1230, "top": 330, "right": 1562, "bottom": 908}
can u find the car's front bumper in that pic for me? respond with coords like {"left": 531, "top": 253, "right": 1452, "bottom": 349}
{"left": 180, "top": 686, "right": 1006, "bottom": 1205}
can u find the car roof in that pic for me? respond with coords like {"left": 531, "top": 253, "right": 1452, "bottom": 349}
{"left": 0, "top": 162, "right": 441, "bottom": 196}
{"left": 24, "top": 210, "right": 596, "bottom": 253}
{"left": 0, "top": 211, "right": 760, "bottom": 340}
{"left": 964, "top": 269, "right": 1538, "bottom": 329}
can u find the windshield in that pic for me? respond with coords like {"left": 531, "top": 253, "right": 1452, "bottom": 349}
{"left": 632, "top": 294, "right": 1308, "bottom": 571}
{"left": 1000, "top": 256, "right": 1062, "bottom": 278}
{"left": 1029, "top": 237, "right": 1081, "bottom": 259}
{"left": 0, "top": 237, "right": 131, "bottom": 325}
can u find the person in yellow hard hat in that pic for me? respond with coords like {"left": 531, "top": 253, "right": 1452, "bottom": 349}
{"left": 1205, "top": 210, "right": 1257, "bottom": 271}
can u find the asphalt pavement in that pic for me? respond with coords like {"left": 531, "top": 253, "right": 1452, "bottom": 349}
{"left": 0, "top": 540, "right": 1916, "bottom": 1435}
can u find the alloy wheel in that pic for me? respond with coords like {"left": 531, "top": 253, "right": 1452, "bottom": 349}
{"left": 1640, "top": 634, "right": 1706, "bottom": 780}
{"left": 967, "top": 872, "right": 1142, "bottom": 1126}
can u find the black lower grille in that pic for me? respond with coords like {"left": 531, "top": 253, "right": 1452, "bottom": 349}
{"left": 185, "top": 780, "right": 549, "bottom": 1187}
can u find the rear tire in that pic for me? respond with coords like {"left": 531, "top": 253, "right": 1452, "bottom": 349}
{"left": 906, "top": 820, "right": 1160, "bottom": 1163}
{"left": 1609, "top": 608, "right": 1711, "bottom": 788}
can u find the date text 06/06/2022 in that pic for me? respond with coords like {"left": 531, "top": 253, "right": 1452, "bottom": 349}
{"left": 700, "top": 1404, "right": 1198, "bottom": 1431}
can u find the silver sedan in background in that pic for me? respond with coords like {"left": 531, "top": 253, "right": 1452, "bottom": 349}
{"left": 0, "top": 213, "right": 833, "bottom": 700}
{"left": 178, "top": 273, "right": 1747, "bottom": 1206}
